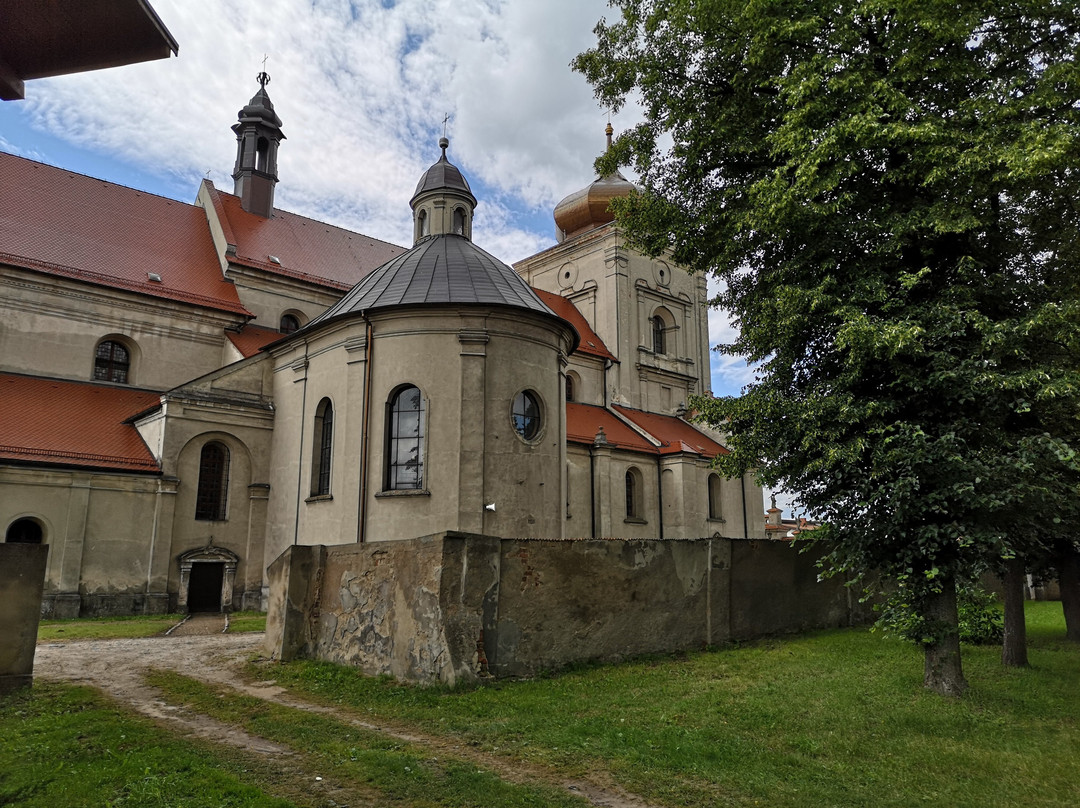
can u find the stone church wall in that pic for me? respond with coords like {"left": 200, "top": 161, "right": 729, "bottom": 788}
{"left": 265, "top": 532, "right": 869, "bottom": 685}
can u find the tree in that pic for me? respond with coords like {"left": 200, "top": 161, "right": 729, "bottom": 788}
{"left": 575, "top": 0, "right": 1080, "bottom": 695}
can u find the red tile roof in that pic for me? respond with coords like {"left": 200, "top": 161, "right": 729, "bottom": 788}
{"left": 204, "top": 182, "right": 407, "bottom": 291}
{"left": 0, "top": 374, "right": 161, "bottom": 473}
{"left": 566, "top": 403, "right": 657, "bottom": 453}
{"left": 0, "top": 152, "right": 250, "bottom": 315}
{"left": 533, "top": 289, "right": 616, "bottom": 361}
{"left": 226, "top": 324, "right": 283, "bottom": 358}
{"left": 613, "top": 406, "right": 729, "bottom": 458}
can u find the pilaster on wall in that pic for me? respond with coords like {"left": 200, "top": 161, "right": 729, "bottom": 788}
{"left": 458, "top": 324, "right": 489, "bottom": 533}
{"left": 591, "top": 443, "right": 613, "bottom": 537}
{"left": 245, "top": 482, "right": 271, "bottom": 606}
{"left": 54, "top": 478, "right": 91, "bottom": 601}
{"left": 145, "top": 476, "right": 179, "bottom": 614}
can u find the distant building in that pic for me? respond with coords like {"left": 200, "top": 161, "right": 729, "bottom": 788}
{"left": 0, "top": 81, "right": 765, "bottom": 616}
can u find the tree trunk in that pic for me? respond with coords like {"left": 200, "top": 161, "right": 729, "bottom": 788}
{"left": 922, "top": 579, "right": 968, "bottom": 697}
{"left": 1059, "top": 544, "right": 1080, "bottom": 643}
{"left": 1001, "top": 557, "right": 1028, "bottom": 667}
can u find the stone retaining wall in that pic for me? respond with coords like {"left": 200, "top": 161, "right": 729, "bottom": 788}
{"left": 264, "top": 533, "right": 870, "bottom": 685}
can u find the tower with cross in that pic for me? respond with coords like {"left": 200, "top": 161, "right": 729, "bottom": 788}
{"left": 231, "top": 71, "right": 286, "bottom": 217}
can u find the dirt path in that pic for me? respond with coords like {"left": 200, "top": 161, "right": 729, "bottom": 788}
{"left": 33, "top": 631, "right": 659, "bottom": 808}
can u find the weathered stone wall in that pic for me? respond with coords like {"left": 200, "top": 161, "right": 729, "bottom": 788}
{"left": 266, "top": 533, "right": 868, "bottom": 685}
{"left": 0, "top": 543, "right": 49, "bottom": 692}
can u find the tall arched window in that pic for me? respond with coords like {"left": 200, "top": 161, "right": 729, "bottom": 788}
{"left": 418, "top": 209, "right": 429, "bottom": 238}
{"left": 453, "top": 207, "right": 467, "bottom": 235}
{"left": 94, "top": 340, "right": 131, "bottom": 383}
{"left": 387, "top": 386, "right": 425, "bottom": 490}
{"left": 311, "top": 398, "right": 333, "bottom": 496}
{"left": 625, "top": 467, "right": 644, "bottom": 520}
{"left": 708, "top": 474, "right": 723, "bottom": 520}
{"left": 651, "top": 316, "right": 665, "bottom": 355}
{"left": 195, "top": 442, "right": 230, "bottom": 520}
{"left": 279, "top": 313, "right": 301, "bottom": 334}
{"left": 565, "top": 373, "right": 575, "bottom": 402}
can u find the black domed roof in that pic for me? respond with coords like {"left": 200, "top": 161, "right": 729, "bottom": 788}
{"left": 307, "top": 234, "right": 574, "bottom": 345}
{"left": 411, "top": 138, "right": 476, "bottom": 206}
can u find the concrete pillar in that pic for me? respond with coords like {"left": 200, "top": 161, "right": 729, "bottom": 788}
{"left": 0, "top": 543, "right": 49, "bottom": 692}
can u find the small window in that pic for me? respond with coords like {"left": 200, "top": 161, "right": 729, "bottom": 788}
{"left": 453, "top": 207, "right": 466, "bottom": 235}
{"left": 418, "top": 209, "right": 429, "bottom": 238}
{"left": 94, "top": 340, "right": 130, "bottom": 384}
{"left": 565, "top": 374, "right": 575, "bottom": 402}
{"left": 651, "top": 316, "right": 665, "bottom": 355}
{"left": 312, "top": 399, "right": 334, "bottom": 496}
{"left": 708, "top": 474, "right": 723, "bottom": 520}
{"left": 512, "top": 391, "right": 542, "bottom": 441}
{"left": 280, "top": 313, "right": 301, "bottom": 335}
{"left": 387, "top": 385, "right": 425, "bottom": 490}
{"left": 625, "top": 467, "right": 643, "bottom": 520}
{"left": 195, "top": 442, "right": 230, "bottom": 520}
{"left": 5, "top": 518, "right": 43, "bottom": 544}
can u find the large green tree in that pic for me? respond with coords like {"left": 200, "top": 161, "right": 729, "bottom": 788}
{"left": 575, "top": 0, "right": 1080, "bottom": 694}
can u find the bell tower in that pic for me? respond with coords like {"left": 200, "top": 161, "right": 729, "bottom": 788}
{"left": 231, "top": 71, "right": 285, "bottom": 218}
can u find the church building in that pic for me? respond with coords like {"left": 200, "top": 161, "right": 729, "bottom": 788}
{"left": 0, "top": 80, "right": 766, "bottom": 617}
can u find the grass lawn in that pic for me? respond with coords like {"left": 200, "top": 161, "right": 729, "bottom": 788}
{"left": 37, "top": 611, "right": 266, "bottom": 642}
{"left": 0, "top": 683, "right": 297, "bottom": 807}
{"left": 259, "top": 601, "right": 1078, "bottom": 808}
{"left": 10, "top": 602, "right": 1078, "bottom": 807}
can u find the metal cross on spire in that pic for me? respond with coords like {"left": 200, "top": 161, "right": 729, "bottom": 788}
{"left": 257, "top": 55, "right": 270, "bottom": 89}
{"left": 442, "top": 113, "right": 450, "bottom": 138}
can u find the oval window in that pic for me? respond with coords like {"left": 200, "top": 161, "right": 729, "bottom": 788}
{"left": 512, "top": 390, "right": 542, "bottom": 441}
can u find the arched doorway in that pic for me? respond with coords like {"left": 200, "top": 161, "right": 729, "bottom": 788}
{"left": 176, "top": 543, "right": 239, "bottom": 613}
{"left": 5, "top": 518, "right": 43, "bottom": 544}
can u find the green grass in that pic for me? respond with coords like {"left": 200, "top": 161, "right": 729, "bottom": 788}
{"left": 227, "top": 611, "right": 267, "bottom": 633}
{"left": 147, "top": 670, "right": 588, "bottom": 808}
{"left": 37, "top": 611, "right": 266, "bottom": 642}
{"left": 0, "top": 683, "right": 298, "bottom": 807}
{"left": 261, "top": 601, "right": 1079, "bottom": 808}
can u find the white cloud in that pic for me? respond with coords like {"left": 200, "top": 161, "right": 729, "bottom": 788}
{"left": 13, "top": 0, "right": 625, "bottom": 253}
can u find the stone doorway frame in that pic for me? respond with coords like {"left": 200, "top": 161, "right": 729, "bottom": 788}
{"left": 177, "top": 543, "right": 239, "bottom": 613}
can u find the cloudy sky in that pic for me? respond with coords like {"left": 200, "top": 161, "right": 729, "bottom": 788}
{"left": 1, "top": 0, "right": 793, "bottom": 512}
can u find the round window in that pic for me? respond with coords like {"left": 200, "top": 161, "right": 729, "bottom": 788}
{"left": 511, "top": 390, "right": 542, "bottom": 441}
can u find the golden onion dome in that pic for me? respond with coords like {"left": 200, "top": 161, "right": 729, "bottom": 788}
{"left": 553, "top": 124, "right": 636, "bottom": 242}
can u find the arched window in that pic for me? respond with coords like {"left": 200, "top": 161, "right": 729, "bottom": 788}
{"left": 5, "top": 518, "right": 43, "bottom": 544}
{"left": 279, "top": 313, "right": 301, "bottom": 335}
{"left": 311, "top": 398, "right": 333, "bottom": 496}
{"left": 94, "top": 340, "right": 130, "bottom": 384}
{"left": 195, "top": 442, "right": 230, "bottom": 520}
{"left": 453, "top": 207, "right": 466, "bottom": 236}
{"left": 625, "top": 467, "right": 644, "bottom": 520}
{"left": 565, "top": 373, "right": 575, "bottom": 402}
{"left": 708, "top": 474, "right": 723, "bottom": 520}
{"left": 387, "top": 386, "right": 425, "bottom": 490}
{"left": 256, "top": 136, "right": 269, "bottom": 172}
{"left": 651, "top": 316, "right": 665, "bottom": 355}
{"left": 418, "top": 209, "right": 429, "bottom": 238}
{"left": 512, "top": 390, "right": 542, "bottom": 441}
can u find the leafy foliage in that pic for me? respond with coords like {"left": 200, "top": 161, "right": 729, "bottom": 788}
{"left": 575, "top": 1, "right": 1080, "bottom": 686}
{"left": 877, "top": 582, "right": 1004, "bottom": 645}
